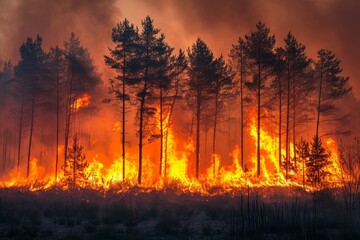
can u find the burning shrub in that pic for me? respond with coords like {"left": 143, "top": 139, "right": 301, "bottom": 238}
{"left": 62, "top": 134, "right": 89, "bottom": 188}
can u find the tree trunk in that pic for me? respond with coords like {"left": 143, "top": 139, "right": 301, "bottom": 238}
{"left": 315, "top": 63, "right": 323, "bottom": 140}
{"left": 159, "top": 89, "right": 164, "bottom": 176}
{"left": 138, "top": 95, "right": 145, "bottom": 184}
{"left": 196, "top": 87, "right": 201, "bottom": 179}
{"left": 17, "top": 84, "right": 25, "bottom": 175}
{"left": 55, "top": 58, "right": 60, "bottom": 182}
{"left": 27, "top": 94, "right": 35, "bottom": 178}
{"left": 257, "top": 51, "right": 261, "bottom": 177}
{"left": 212, "top": 89, "right": 219, "bottom": 178}
{"left": 73, "top": 146, "right": 76, "bottom": 188}
{"left": 285, "top": 65, "right": 290, "bottom": 179}
{"left": 64, "top": 69, "right": 74, "bottom": 168}
{"left": 278, "top": 75, "right": 282, "bottom": 169}
{"left": 293, "top": 77, "right": 296, "bottom": 167}
{"left": 122, "top": 43, "right": 126, "bottom": 181}
{"left": 240, "top": 61, "right": 244, "bottom": 169}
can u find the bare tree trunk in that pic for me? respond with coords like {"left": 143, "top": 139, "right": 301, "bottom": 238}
{"left": 27, "top": 94, "right": 35, "bottom": 178}
{"left": 64, "top": 69, "right": 74, "bottom": 168}
{"left": 159, "top": 89, "right": 164, "bottom": 176}
{"left": 212, "top": 89, "right": 219, "bottom": 178}
{"left": 285, "top": 62, "right": 291, "bottom": 179}
{"left": 257, "top": 53, "right": 261, "bottom": 177}
{"left": 278, "top": 75, "right": 282, "bottom": 169}
{"left": 138, "top": 95, "right": 145, "bottom": 185}
{"left": 73, "top": 144, "right": 76, "bottom": 188}
{"left": 240, "top": 63, "right": 244, "bottom": 169}
{"left": 55, "top": 58, "right": 60, "bottom": 182}
{"left": 315, "top": 63, "right": 323, "bottom": 140}
{"left": 17, "top": 84, "right": 25, "bottom": 175}
{"left": 293, "top": 78, "right": 297, "bottom": 167}
{"left": 122, "top": 45, "right": 126, "bottom": 181}
{"left": 196, "top": 87, "right": 201, "bottom": 179}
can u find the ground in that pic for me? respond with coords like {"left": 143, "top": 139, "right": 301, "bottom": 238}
{"left": 0, "top": 187, "right": 359, "bottom": 240}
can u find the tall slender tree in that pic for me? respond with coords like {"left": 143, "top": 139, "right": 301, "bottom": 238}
{"left": 210, "top": 56, "right": 233, "bottom": 177}
{"left": 49, "top": 46, "right": 65, "bottom": 182}
{"left": 315, "top": 49, "right": 351, "bottom": 139}
{"left": 282, "top": 33, "right": 310, "bottom": 177}
{"left": 63, "top": 32, "right": 101, "bottom": 170}
{"left": 187, "top": 38, "right": 216, "bottom": 179}
{"left": 230, "top": 37, "right": 249, "bottom": 169}
{"left": 244, "top": 22, "right": 275, "bottom": 176}
{"left": 105, "top": 19, "right": 139, "bottom": 181}
{"left": 15, "top": 35, "right": 49, "bottom": 177}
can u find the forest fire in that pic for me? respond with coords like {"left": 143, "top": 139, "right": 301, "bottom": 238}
{"left": 0, "top": 107, "right": 346, "bottom": 194}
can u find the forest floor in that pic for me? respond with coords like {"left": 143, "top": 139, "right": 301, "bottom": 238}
{"left": 0, "top": 186, "right": 359, "bottom": 240}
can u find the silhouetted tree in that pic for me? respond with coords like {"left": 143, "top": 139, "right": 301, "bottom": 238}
{"left": 15, "top": 35, "right": 49, "bottom": 177}
{"left": 133, "top": 16, "right": 163, "bottom": 184}
{"left": 210, "top": 56, "right": 233, "bottom": 177}
{"left": 244, "top": 22, "right": 275, "bottom": 176}
{"left": 63, "top": 134, "right": 88, "bottom": 187}
{"left": 296, "top": 138, "right": 310, "bottom": 187}
{"left": 49, "top": 46, "right": 65, "bottom": 181}
{"left": 229, "top": 37, "right": 250, "bottom": 169}
{"left": 307, "top": 136, "right": 330, "bottom": 184}
{"left": 105, "top": 18, "right": 139, "bottom": 181}
{"left": 63, "top": 32, "right": 101, "bottom": 170}
{"left": 187, "top": 38, "right": 216, "bottom": 178}
{"left": 155, "top": 47, "right": 187, "bottom": 177}
{"left": 281, "top": 32, "right": 310, "bottom": 177}
{"left": 315, "top": 49, "right": 351, "bottom": 139}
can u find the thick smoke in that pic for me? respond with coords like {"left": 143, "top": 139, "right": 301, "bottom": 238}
{"left": 0, "top": 0, "right": 120, "bottom": 71}
{"left": 138, "top": 0, "right": 360, "bottom": 99}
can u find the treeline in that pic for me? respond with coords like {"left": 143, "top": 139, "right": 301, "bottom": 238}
{"left": 0, "top": 33, "right": 101, "bottom": 182}
{"left": 0, "top": 16, "right": 352, "bottom": 185}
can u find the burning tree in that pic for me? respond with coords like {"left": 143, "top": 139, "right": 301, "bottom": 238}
{"left": 105, "top": 18, "right": 139, "bottom": 181}
{"left": 307, "top": 136, "right": 330, "bottom": 185}
{"left": 244, "top": 22, "right": 275, "bottom": 177}
{"left": 63, "top": 134, "right": 88, "bottom": 187}
{"left": 187, "top": 38, "right": 216, "bottom": 179}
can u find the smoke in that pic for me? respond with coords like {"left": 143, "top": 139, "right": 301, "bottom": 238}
{"left": 0, "top": 0, "right": 120, "bottom": 71}
{"left": 136, "top": 0, "right": 360, "bottom": 100}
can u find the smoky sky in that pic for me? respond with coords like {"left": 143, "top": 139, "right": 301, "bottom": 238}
{"left": 0, "top": 0, "right": 120, "bottom": 72}
{"left": 0, "top": 0, "right": 359, "bottom": 98}
{"left": 134, "top": 0, "right": 360, "bottom": 99}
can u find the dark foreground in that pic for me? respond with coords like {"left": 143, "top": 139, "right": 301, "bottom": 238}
{"left": 0, "top": 187, "right": 359, "bottom": 240}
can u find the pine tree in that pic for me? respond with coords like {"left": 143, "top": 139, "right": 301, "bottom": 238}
{"left": 244, "top": 22, "right": 275, "bottom": 176}
{"left": 49, "top": 46, "right": 65, "bottom": 182}
{"left": 187, "top": 38, "right": 216, "bottom": 179}
{"left": 63, "top": 134, "right": 88, "bottom": 187}
{"left": 315, "top": 49, "right": 351, "bottom": 139}
{"left": 282, "top": 32, "right": 310, "bottom": 177}
{"left": 229, "top": 37, "right": 250, "bottom": 169}
{"left": 210, "top": 55, "right": 233, "bottom": 177}
{"left": 63, "top": 32, "right": 101, "bottom": 170}
{"left": 14, "top": 35, "right": 50, "bottom": 177}
{"left": 296, "top": 138, "right": 310, "bottom": 186}
{"left": 105, "top": 19, "right": 139, "bottom": 181}
{"left": 306, "top": 136, "right": 330, "bottom": 184}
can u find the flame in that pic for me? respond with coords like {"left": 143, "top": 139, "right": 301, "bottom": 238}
{"left": 72, "top": 93, "right": 91, "bottom": 110}
{"left": 0, "top": 106, "right": 350, "bottom": 194}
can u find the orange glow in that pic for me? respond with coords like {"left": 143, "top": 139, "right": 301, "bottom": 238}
{"left": 72, "top": 93, "right": 91, "bottom": 110}
{"left": 0, "top": 105, "right": 350, "bottom": 194}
